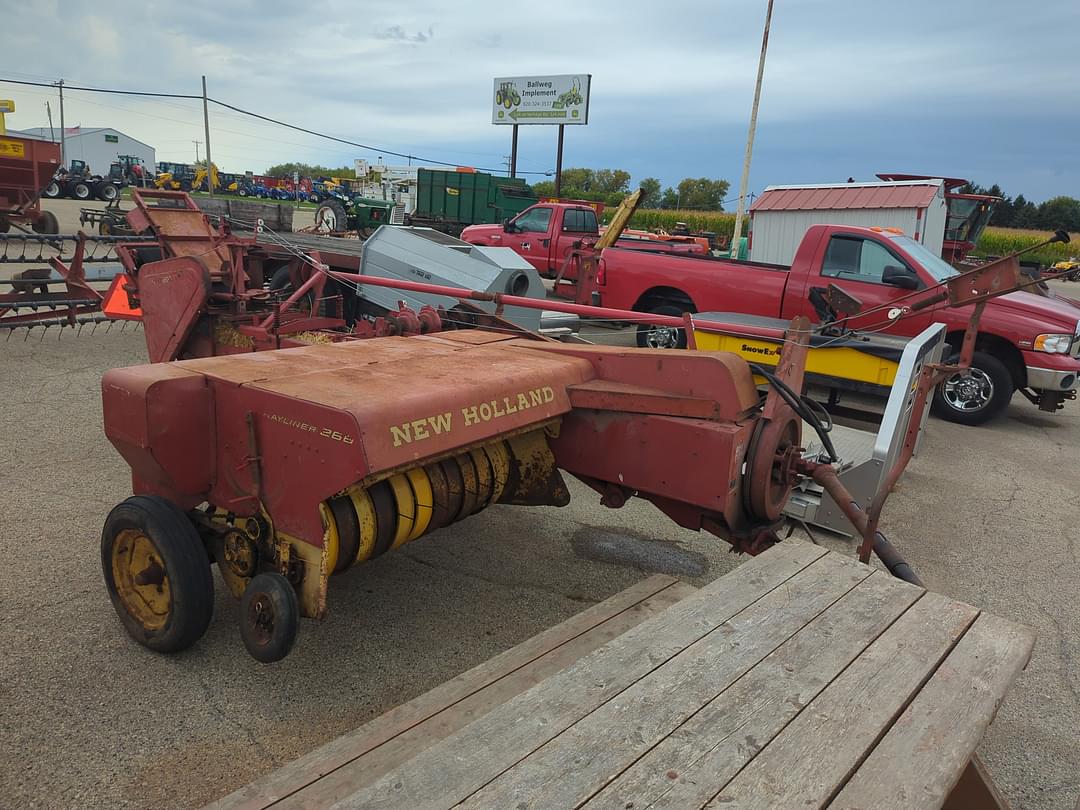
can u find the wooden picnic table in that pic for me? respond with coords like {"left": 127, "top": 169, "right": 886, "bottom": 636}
{"left": 209, "top": 541, "right": 1033, "bottom": 810}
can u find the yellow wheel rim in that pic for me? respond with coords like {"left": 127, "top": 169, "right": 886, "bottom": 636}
{"left": 111, "top": 528, "right": 172, "bottom": 631}
{"left": 318, "top": 502, "right": 340, "bottom": 574}
{"left": 405, "top": 467, "right": 433, "bottom": 542}
{"left": 348, "top": 486, "right": 379, "bottom": 563}
{"left": 388, "top": 474, "right": 415, "bottom": 549}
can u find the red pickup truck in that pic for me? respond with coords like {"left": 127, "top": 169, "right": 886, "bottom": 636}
{"left": 461, "top": 202, "right": 703, "bottom": 277}
{"left": 588, "top": 224, "right": 1080, "bottom": 425}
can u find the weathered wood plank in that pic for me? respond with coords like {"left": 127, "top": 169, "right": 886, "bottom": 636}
{"left": 830, "top": 614, "right": 1034, "bottom": 810}
{"left": 704, "top": 591, "right": 980, "bottom": 809}
{"left": 457, "top": 552, "right": 875, "bottom": 809}
{"left": 330, "top": 541, "right": 828, "bottom": 810}
{"left": 583, "top": 571, "right": 923, "bottom": 810}
{"left": 206, "top": 574, "right": 692, "bottom": 810}
{"left": 280, "top": 581, "right": 698, "bottom": 809}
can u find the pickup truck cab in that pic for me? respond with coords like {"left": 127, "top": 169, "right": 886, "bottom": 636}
{"left": 461, "top": 202, "right": 702, "bottom": 277}
{"left": 590, "top": 224, "right": 1080, "bottom": 425}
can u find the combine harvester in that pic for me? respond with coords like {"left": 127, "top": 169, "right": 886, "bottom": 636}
{"left": 27, "top": 189, "right": 1059, "bottom": 664}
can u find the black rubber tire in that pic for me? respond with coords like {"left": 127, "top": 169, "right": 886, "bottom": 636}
{"left": 931, "top": 350, "right": 1014, "bottom": 426}
{"left": 72, "top": 181, "right": 92, "bottom": 200}
{"left": 101, "top": 495, "right": 214, "bottom": 653}
{"left": 239, "top": 572, "right": 299, "bottom": 663}
{"left": 97, "top": 182, "right": 119, "bottom": 202}
{"left": 32, "top": 210, "right": 60, "bottom": 235}
{"left": 179, "top": 178, "right": 193, "bottom": 192}
{"left": 635, "top": 303, "right": 690, "bottom": 349}
{"left": 43, "top": 181, "right": 62, "bottom": 199}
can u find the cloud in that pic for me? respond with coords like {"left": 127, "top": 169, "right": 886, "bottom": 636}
{"left": 2, "top": 0, "right": 1077, "bottom": 200}
{"left": 374, "top": 25, "right": 435, "bottom": 43}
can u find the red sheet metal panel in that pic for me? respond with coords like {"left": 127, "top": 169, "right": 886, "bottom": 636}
{"left": 752, "top": 183, "right": 939, "bottom": 212}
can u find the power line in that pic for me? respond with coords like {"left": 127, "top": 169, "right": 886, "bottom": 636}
{"left": 206, "top": 97, "right": 550, "bottom": 174}
{"left": 0, "top": 76, "right": 551, "bottom": 175}
{"left": 0, "top": 76, "right": 201, "bottom": 99}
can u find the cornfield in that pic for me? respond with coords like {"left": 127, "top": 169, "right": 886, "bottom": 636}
{"left": 603, "top": 208, "right": 737, "bottom": 237}
{"left": 976, "top": 227, "right": 1078, "bottom": 266}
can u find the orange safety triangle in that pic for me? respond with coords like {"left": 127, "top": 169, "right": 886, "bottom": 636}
{"left": 102, "top": 273, "right": 142, "bottom": 320}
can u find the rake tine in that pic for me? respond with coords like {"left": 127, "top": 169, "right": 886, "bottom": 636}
{"left": 23, "top": 326, "right": 32, "bottom": 342}
{"left": 39, "top": 325, "right": 48, "bottom": 343}
{"left": 105, "top": 320, "right": 114, "bottom": 334}
{"left": 91, "top": 321, "right": 99, "bottom": 336}
{"left": 77, "top": 322, "right": 85, "bottom": 338}
{"left": 5, "top": 328, "right": 12, "bottom": 343}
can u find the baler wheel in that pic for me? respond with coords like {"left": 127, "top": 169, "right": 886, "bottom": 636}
{"left": 101, "top": 495, "right": 214, "bottom": 653}
{"left": 239, "top": 572, "right": 299, "bottom": 663}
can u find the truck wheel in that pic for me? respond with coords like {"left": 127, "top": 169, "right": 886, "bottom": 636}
{"left": 239, "top": 572, "right": 299, "bottom": 663}
{"left": 931, "top": 350, "right": 1013, "bottom": 426}
{"left": 315, "top": 199, "right": 349, "bottom": 233}
{"left": 180, "top": 178, "right": 193, "bottom": 192}
{"left": 636, "top": 304, "right": 689, "bottom": 349}
{"left": 97, "top": 182, "right": 119, "bottom": 202}
{"left": 32, "top": 210, "right": 60, "bottom": 234}
{"left": 72, "top": 181, "right": 92, "bottom": 200}
{"left": 101, "top": 495, "right": 214, "bottom": 653}
{"left": 43, "top": 181, "right": 62, "bottom": 199}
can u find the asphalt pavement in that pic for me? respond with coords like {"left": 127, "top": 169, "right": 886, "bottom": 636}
{"left": 0, "top": 200, "right": 1077, "bottom": 809}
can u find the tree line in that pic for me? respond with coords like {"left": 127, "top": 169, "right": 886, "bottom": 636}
{"left": 265, "top": 163, "right": 357, "bottom": 179}
{"left": 532, "top": 169, "right": 730, "bottom": 211}
{"left": 962, "top": 182, "right": 1080, "bottom": 232}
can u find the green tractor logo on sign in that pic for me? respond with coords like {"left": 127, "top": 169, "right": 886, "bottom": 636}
{"left": 495, "top": 81, "right": 521, "bottom": 110}
{"left": 557, "top": 77, "right": 584, "bottom": 107}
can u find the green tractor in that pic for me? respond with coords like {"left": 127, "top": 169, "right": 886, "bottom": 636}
{"left": 557, "top": 77, "right": 584, "bottom": 108}
{"left": 495, "top": 81, "right": 521, "bottom": 110}
{"left": 314, "top": 194, "right": 395, "bottom": 238}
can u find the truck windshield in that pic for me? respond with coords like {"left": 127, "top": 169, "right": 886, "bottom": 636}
{"left": 889, "top": 235, "right": 959, "bottom": 282}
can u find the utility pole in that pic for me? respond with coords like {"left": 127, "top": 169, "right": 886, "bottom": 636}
{"left": 201, "top": 76, "right": 214, "bottom": 196}
{"left": 729, "top": 0, "right": 775, "bottom": 256}
{"left": 56, "top": 79, "right": 66, "bottom": 166}
{"left": 193, "top": 140, "right": 202, "bottom": 163}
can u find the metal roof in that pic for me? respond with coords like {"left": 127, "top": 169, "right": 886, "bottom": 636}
{"left": 751, "top": 180, "right": 942, "bottom": 212}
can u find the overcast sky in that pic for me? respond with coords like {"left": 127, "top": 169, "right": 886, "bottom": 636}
{"left": 4, "top": 0, "right": 1078, "bottom": 202}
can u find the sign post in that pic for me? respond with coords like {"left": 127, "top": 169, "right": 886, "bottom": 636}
{"left": 491, "top": 74, "right": 590, "bottom": 183}
{"left": 510, "top": 125, "right": 519, "bottom": 178}
{"left": 0, "top": 99, "right": 13, "bottom": 135}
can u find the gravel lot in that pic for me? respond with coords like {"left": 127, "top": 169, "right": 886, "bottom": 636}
{"left": 1, "top": 200, "right": 1078, "bottom": 809}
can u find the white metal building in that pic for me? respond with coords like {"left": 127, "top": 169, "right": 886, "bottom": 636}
{"left": 13, "top": 126, "right": 155, "bottom": 176}
{"left": 748, "top": 180, "right": 947, "bottom": 265}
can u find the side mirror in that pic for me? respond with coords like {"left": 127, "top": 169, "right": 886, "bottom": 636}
{"left": 503, "top": 218, "right": 515, "bottom": 233}
{"left": 882, "top": 264, "right": 920, "bottom": 290}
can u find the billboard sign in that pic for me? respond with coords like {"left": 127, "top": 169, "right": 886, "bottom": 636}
{"left": 492, "top": 74, "right": 590, "bottom": 125}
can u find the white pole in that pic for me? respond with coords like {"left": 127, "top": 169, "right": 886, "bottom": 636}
{"left": 729, "top": 0, "right": 775, "bottom": 257}
{"left": 57, "top": 79, "right": 66, "bottom": 166}
{"left": 202, "top": 76, "right": 214, "bottom": 196}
